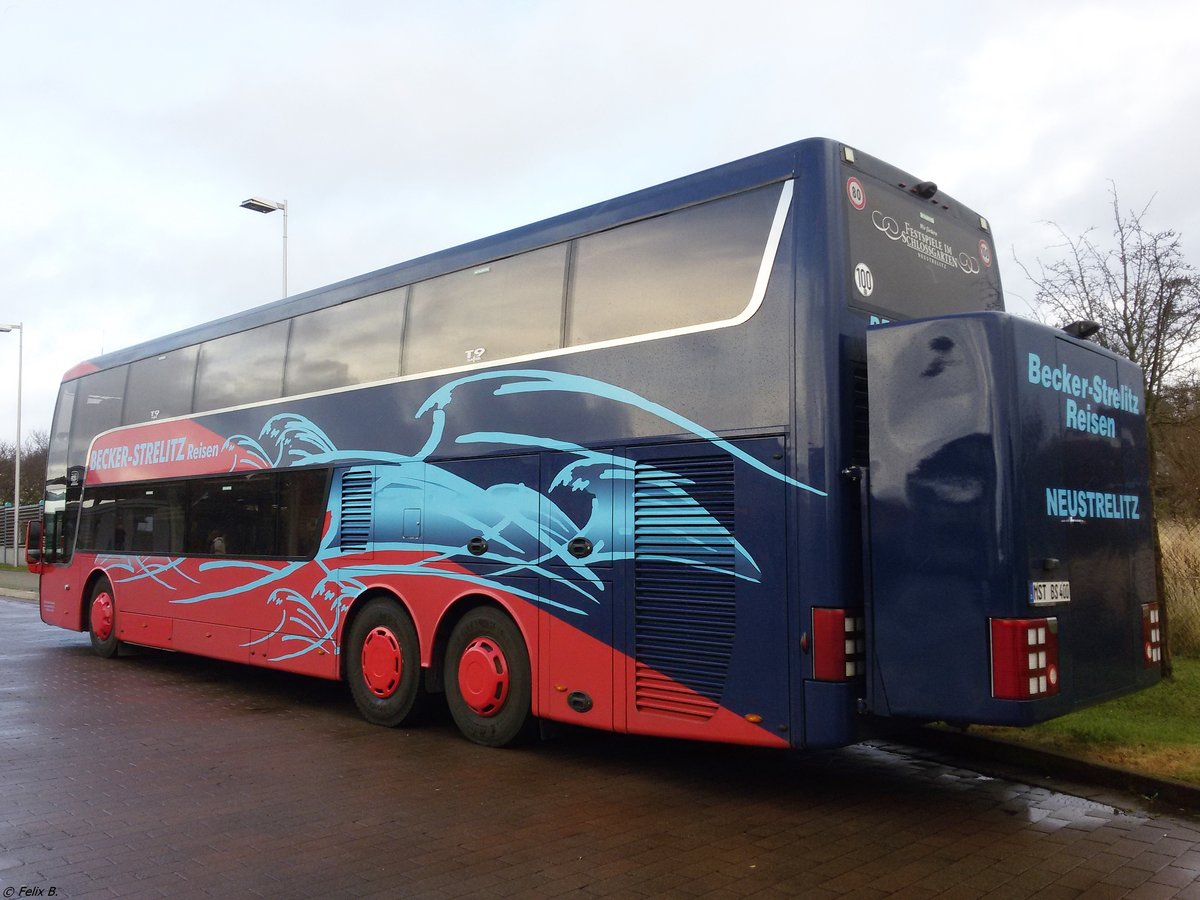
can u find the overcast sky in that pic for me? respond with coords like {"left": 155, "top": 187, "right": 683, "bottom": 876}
{"left": 2, "top": 0, "right": 1199, "bottom": 444}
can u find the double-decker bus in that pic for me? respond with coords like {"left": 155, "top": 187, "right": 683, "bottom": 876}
{"left": 29, "top": 138, "right": 1162, "bottom": 748}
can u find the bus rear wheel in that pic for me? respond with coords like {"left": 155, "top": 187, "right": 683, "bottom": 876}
{"left": 88, "top": 577, "right": 120, "bottom": 659}
{"left": 346, "top": 597, "right": 427, "bottom": 727}
{"left": 444, "top": 606, "right": 534, "bottom": 747}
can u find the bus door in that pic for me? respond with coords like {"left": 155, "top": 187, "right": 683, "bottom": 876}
{"left": 539, "top": 450, "right": 618, "bottom": 730}
{"left": 31, "top": 466, "right": 84, "bottom": 630}
{"left": 428, "top": 453, "right": 542, "bottom": 627}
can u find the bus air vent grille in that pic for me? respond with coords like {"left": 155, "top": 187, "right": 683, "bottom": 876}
{"left": 633, "top": 456, "right": 737, "bottom": 720}
{"left": 852, "top": 358, "right": 870, "bottom": 465}
{"left": 340, "top": 468, "right": 374, "bottom": 551}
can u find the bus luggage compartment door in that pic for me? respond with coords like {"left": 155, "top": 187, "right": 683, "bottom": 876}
{"left": 539, "top": 450, "right": 616, "bottom": 731}
{"left": 865, "top": 312, "right": 1158, "bottom": 726}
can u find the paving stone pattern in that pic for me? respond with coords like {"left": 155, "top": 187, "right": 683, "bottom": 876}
{"left": 0, "top": 598, "right": 1198, "bottom": 898}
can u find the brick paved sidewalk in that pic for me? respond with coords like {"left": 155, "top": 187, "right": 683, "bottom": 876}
{"left": 1, "top": 598, "right": 1198, "bottom": 898}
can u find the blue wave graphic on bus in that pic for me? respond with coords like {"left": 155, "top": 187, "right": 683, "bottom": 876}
{"left": 98, "top": 554, "right": 199, "bottom": 588}
{"left": 418, "top": 370, "right": 824, "bottom": 495}
{"left": 104, "top": 370, "right": 818, "bottom": 664}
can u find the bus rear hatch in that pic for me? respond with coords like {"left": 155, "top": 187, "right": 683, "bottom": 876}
{"left": 864, "top": 311, "right": 1160, "bottom": 725}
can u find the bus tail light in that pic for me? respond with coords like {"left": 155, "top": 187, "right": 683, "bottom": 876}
{"left": 812, "top": 608, "right": 865, "bottom": 681}
{"left": 1142, "top": 603, "right": 1162, "bottom": 667}
{"left": 990, "top": 617, "right": 1059, "bottom": 700}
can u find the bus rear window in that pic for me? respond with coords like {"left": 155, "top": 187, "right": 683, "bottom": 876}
{"left": 844, "top": 167, "right": 1002, "bottom": 320}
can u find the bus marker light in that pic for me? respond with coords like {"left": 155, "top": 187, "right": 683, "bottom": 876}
{"left": 812, "top": 608, "right": 865, "bottom": 681}
{"left": 990, "top": 617, "right": 1059, "bottom": 700}
{"left": 1142, "top": 603, "right": 1162, "bottom": 667}
{"left": 745, "top": 714, "right": 763, "bottom": 724}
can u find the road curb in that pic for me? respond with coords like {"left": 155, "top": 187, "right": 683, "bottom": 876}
{"left": 876, "top": 721, "right": 1200, "bottom": 811}
{"left": 1, "top": 590, "right": 38, "bottom": 602}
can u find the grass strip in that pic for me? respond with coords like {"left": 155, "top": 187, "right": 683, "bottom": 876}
{"left": 977, "top": 657, "right": 1200, "bottom": 785}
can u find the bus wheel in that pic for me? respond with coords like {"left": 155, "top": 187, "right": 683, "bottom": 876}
{"left": 346, "top": 598, "right": 426, "bottom": 727}
{"left": 444, "top": 607, "right": 534, "bottom": 747}
{"left": 88, "top": 578, "right": 120, "bottom": 659}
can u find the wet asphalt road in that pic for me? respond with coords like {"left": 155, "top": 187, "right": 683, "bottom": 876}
{"left": 1, "top": 597, "right": 1198, "bottom": 898}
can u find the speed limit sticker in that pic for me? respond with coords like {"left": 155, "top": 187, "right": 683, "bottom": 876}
{"left": 847, "top": 177, "right": 866, "bottom": 210}
{"left": 854, "top": 263, "right": 874, "bottom": 297}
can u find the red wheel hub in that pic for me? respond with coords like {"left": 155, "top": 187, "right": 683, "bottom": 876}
{"left": 91, "top": 592, "right": 114, "bottom": 641}
{"left": 361, "top": 626, "right": 403, "bottom": 698}
{"left": 457, "top": 637, "right": 509, "bottom": 717}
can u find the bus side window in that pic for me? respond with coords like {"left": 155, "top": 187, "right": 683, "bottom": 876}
{"left": 404, "top": 245, "right": 566, "bottom": 375}
{"left": 285, "top": 287, "right": 407, "bottom": 395}
{"left": 194, "top": 321, "right": 288, "bottom": 413}
{"left": 185, "top": 476, "right": 278, "bottom": 556}
{"left": 180, "top": 471, "right": 326, "bottom": 559}
{"left": 277, "top": 469, "right": 328, "bottom": 558}
{"left": 124, "top": 347, "right": 198, "bottom": 425}
{"left": 567, "top": 184, "right": 782, "bottom": 346}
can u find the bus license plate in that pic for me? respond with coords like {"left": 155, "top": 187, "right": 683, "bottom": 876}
{"left": 1030, "top": 581, "right": 1071, "bottom": 605}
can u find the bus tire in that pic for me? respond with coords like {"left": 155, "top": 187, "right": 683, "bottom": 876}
{"left": 444, "top": 606, "right": 534, "bottom": 747}
{"left": 88, "top": 577, "right": 120, "bottom": 659}
{"left": 346, "top": 597, "right": 427, "bottom": 728}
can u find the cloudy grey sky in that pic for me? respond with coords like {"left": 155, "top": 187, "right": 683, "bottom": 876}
{"left": 2, "top": 0, "right": 1199, "bottom": 442}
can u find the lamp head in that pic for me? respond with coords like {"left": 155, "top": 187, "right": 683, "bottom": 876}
{"left": 240, "top": 197, "right": 285, "bottom": 214}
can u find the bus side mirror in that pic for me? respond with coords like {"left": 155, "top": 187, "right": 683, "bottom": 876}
{"left": 25, "top": 519, "right": 44, "bottom": 572}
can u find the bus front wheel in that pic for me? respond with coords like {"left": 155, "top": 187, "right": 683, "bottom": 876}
{"left": 346, "top": 597, "right": 427, "bottom": 727}
{"left": 88, "top": 578, "right": 120, "bottom": 659}
{"left": 444, "top": 606, "right": 534, "bottom": 747}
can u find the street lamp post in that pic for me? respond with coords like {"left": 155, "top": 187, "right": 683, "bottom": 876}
{"left": 239, "top": 197, "right": 288, "bottom": 298}
{"left": 0, "top": 323, "right": 22, "bottom": 565}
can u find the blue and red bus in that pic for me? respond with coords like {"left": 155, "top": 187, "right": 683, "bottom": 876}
{"left": 29, "top": 138, "right": 1162, "bottom": 748}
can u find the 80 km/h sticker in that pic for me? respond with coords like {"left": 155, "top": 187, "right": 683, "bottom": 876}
{"left": 847, "top": 177, "right": 866, "bottom": 210}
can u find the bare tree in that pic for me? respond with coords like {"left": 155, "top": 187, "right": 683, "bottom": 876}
{"left": 0, "top": 430, "right": 48, "bottom": 551}
{"left": 1019, "top": 186, "right": 1200, "bottom": 676}
{"left": 0, "top": 430, "right": 50, "bottom": 502}
{"left": 1021, "top": 185, "right": 1200, "bottom": 426}
{"left": 20, "top": 429, "right": 49, "bottom": 506}
{"left": 0, "top": 441, "right": 13, "bottom": 514}
{"left": 1152, "top": 377, "right": 1200, "bottom": 519}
